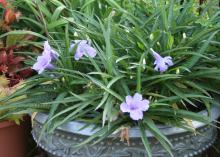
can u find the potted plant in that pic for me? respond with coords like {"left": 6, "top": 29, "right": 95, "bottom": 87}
{"left": 2, "top": 0, "right": 220, "bottom": 157}
{"left": 0, "top": 32, "right": 34, "bottom": 156}
{"left": 0, "top": 40, "right": 33, "bottom": 157}
{"left": 0, "top": 76, "right": 28, "bottom": 157}
{"left": 0, "top": 1, "right": 34, "bottom": 156}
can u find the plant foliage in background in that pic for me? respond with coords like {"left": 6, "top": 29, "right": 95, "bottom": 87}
{"left": 1, "top": 0, "right": 220, "bottom": 156}
{"left": 0, "top": 0, "right": 34, "bottom": 123}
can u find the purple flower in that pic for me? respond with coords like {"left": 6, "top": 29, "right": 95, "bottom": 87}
{"left": 32, "top": 55, "right": 54, "bottom": 74}
{"left": 150, "top": 48, "right": 173, "bottom": 72}
{"left": 32, "top": 41, "right": 58, "bottom": 74}
{"left": 42, "top": 41, "right": 59, "bottom": 60}
{"left": 120, "top": 93, "right": 150, "bottom": 121}
{"left": 69, "top": 40, "right": 97, "bottom": 60}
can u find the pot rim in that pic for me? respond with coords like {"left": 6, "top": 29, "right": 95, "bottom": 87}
{"left": 0, "top": 120, "right": 16, "bottom": 129}
{"left": 34, "top": 106, "right": 220, "bottom": 137}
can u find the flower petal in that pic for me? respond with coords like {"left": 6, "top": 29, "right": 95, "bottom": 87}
{"left": 32, "top": 55, "right": 52, "bottom": 74}
{"left": 130, "top": 110, "right": 143, "bottom": 120}
{"left": 84, "top": 45, "right": 97, "bottom": 58}
{"left": 42, "top": 41, "right": 59, "bottom": 60}
{"left": 120, "top": 102, "right": 130, "bottom": 113}
{"left": 152, "top": 50, "right": 162, "bottom": 60}
{"left": 133, "top": 93, "right": 142, "bottom": 101}
{"left": 44, "top": 41, "right": 50, "bottom": 50}
{"left": 138, "top": 100, "right": 150, "bottom": 111}
{"left": 79, "top": 40, "right": 88, "bottom": 45}
{"left": 158, "top": 64, "right": 168, "bottom": 72}
{"left": 125, "top": 95, "right": 133, "bottom": 105}
{"left": 38, "top": 67, "right": 44, "bottom": 74}
{"left": 164, "top": 56, "right": 174, "bottom": 66}
{"left": 32, "top": 62, "right": 42, "bottom": 72}
{"left": 50, "top": 49, "right": 59, "bottom": 60}
{"left": 74, "top": 47, "right": 84, "bottom": 60}
{"left": 46, "top": 64, "right": 54, "bottom": 70}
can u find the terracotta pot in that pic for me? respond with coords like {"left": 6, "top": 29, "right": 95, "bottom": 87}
{"left": 0, "top": 120, "right": 26, "bottom": 157}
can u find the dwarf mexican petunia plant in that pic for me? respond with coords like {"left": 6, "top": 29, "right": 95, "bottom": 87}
{"left": 1, "top": 0, "right": 220, "bottom": 156}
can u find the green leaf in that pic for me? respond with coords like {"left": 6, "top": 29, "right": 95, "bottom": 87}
{"left": 86, "top": 75, "right": 123, "bottom": 101}
{"left": 137, "top": 53, "right": 146, "bottom": 93}
{"left": 48, "top": 19, "right": 68, "bottom": 29}
{"left": 51, "top": 5, "right": 66, "bottom": 21}
{"left": 139, "top": 122, "right": 152, "bottom": 157}
{"left": 0, "top": 30, "right": 47, "bottom": 40}
{"left": 183, "top": 30, "right": 219, "bottom": 69}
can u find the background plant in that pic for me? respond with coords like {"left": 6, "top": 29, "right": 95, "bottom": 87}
{"left": 0, "top": 0, "right": 35, "bottom": 123}
{"left": 1, "top": 0, "right": 220, "bottom": 156}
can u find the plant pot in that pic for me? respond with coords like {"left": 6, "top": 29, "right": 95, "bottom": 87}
{"left": 32, "top": 106, "right": 220, "bottom": 157}
{"left": 0, "top": 120, "right": 27, "bottom": 157}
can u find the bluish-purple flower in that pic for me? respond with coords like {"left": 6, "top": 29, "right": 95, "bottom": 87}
{"left": 120, "top": 93, "right": 150, "bottom": 121}
{"left": 150, "top": 48, "right": 173, "bottom": 72}
{"left": 32, "top": 55, "right": 54, "bottom": 74}
{"left": 32, "top": 41, "right": 58, "bottom": 74}
{"left": 69, "top": 40, "right": 97, "bottom": 60}
{"left": 42, "top": 41, "right": 59, "bottom": 60}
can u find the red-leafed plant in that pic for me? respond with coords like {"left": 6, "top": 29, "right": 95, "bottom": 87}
{"left": 0, "top": 45, "right": 32, "bottom": 87}
{"left": 0, "top": 0, "right": 33, "bottom": 87}
{"left": 0, "top": 34, "right": 33, "bottom": 123}
{"left": 0, "top": 0, "right": 33, "bottom": 125}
